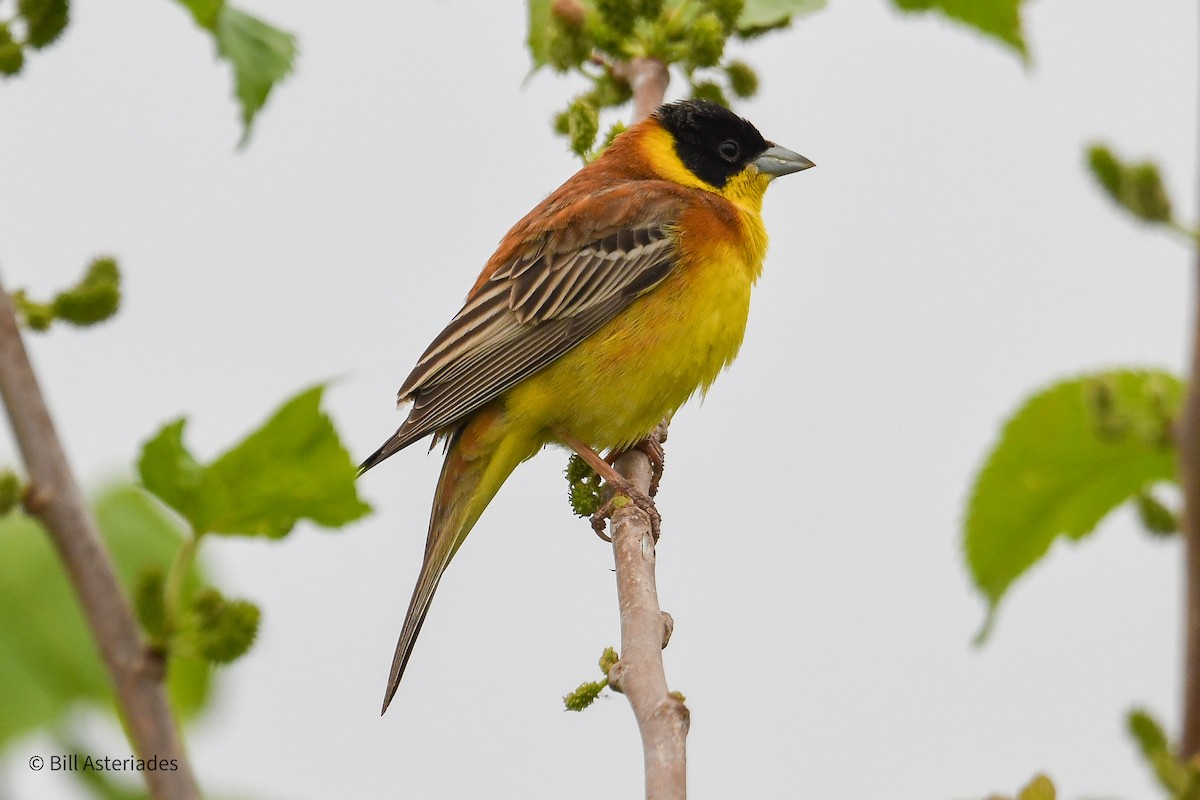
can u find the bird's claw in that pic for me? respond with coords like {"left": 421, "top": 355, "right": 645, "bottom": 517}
{"left": 590, "top": 477, "right": 661, "bottom": 542}
{"left": 605, "top": 435, "right": 666, "bottom": 497}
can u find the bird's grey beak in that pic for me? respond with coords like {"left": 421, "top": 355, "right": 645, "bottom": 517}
{"left": 753, "top": 145, "right": 815, "bottom": 178}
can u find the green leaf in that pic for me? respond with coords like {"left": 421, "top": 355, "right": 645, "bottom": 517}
{"left": 53, "top": 256, "right": 121, "bottom": 327}
{"left": 1087, "top": 144, "right": 1175, "bottom": 226}
{"left": 0, "top": 486, "right": 211, "bottom": 750}
{"left": 176, "top": 0, "right": 222, "bottom": 28}
{"left": 964, "top": 370, "right": 1183, "bottom": 639}
{"left": 738, "top": 0, "right": 825, "bottom": 31}
{"left": 139, "top": 385, "right": 371, "bottom": 539}
{"left": 215, "top": 6, "right": 296, "bottom": 145}
{"left": 891, "top": 0, "right": 1027, "bottom": 57}
{"left": 1127, "top": 708, "right": 1200, "bottom": 796}
{"left": 1128, "top": 708, "right": 1170, "bottom": 758}
{"left": 138, "top": 419, "right": 205, "bottom": 523}
{"left": 170, "top": 0, "right": 295, "bottom": 144}
{"left": 528, "top": 0, "right": 554, "bottom": 67}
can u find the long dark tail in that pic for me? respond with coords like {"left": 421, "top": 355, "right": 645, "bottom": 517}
{"left": 379, "top": 406, "right": 532, "bottom": 714}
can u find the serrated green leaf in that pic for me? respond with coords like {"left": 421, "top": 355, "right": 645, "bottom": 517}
{"left": 138, "top": 386, "right": 370, "bottom": 538}
{"left": 169, "top": 0, "right": 295, "bottom": 144}
{"left": 965, "top": 370, "right": 1183, "bottom": 637}
{"left": 193, "top": 385, "right": 370, "bottom": 537}
{"left": 215, "top": 5, "right": 296, "bottom": 145}
{"left": 138, "top": 419, "right": 204, "bottom": 523}
{"left": 738, "top": 0, "right": 824, "bottom": 30}
{"left": 0, "top": 486, "right": 211, "bottom": 749}
{"left": 892, "top": 0, "right": 1027, "bottom": 57}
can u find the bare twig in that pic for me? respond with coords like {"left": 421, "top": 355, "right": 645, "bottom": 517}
{"left": 601, "top": 62, "right": 689, "bottom": 800}
{"left": 0, "top": 278, "right": 200, "bottom": 800}
{"left": 1181, "top": 240, "right": 1200, "bottom": 758}
{"left": 1180, "top": 20, "right": 1200, "bottom": 757}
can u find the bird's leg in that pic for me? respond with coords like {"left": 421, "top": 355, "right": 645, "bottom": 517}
{"left": 557, "top": 431, "right": 661, "bottom": 539}
{"left": 606, "top": 436, "right": 666, "bottom": 497}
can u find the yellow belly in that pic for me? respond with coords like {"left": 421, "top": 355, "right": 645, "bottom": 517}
{"left": 502, "top": 225, "right": 764, "bottom": 450}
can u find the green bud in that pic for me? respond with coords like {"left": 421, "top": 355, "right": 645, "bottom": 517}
{"left": 596, "top": 0, "right": 638, "bottom": 35}
{"left": 1086, "top": 145, "right": 1122, "bottom": 200}
{"left": 599, "top": 121, "right": 627, "bottom": 152}
{"left": 1135, "top": 492, "right": 1178, "bottom": 537}
{"left": 134, "top": 567, "right": 168, "bottom": 641}
{"left": 546, "top": 14, "right": 591, "bottom": 72}
{"left": 892, "top": 0, "right": 935, "bottom": 8}
{"left": 637, "top": 0, "right": 665, "bottom": 19}
{"left": 598, "top": 646, "right": 619, "bottom": 675}
{"left": 0, "top": 469, "right": 22, "bottom": 515}
{"left": 190, "top": 589, "right": 260, "bottom": 664}
{"left": 587, "top": 73, "right": 633, "bottom": 108}
{"left": 1126, "top": 163, "right": 1172, "bottom": 223}
{"left": 553, "top": 108, "right": 572, "bottom": 135}
{"left": 1128, "top": 708, "right": 1169, "bottom": 757}
{"left": 1015, "top": 775, "right": 1055, "bottom": 800}
{"left": 724, "top": 59, "right": 758, "bottom": 98}
{"left": 687, "top": 12, "right": 726, "bottom": 67}
{"left": 563, "top": 679, "right": 606, "bottom": 711}
{"left": 565, "top": 453, "right": 602, "bottom": 515}
{"left": 0, "top": 23, "right": 25, "bottom": 76}
{"left": 585, "top": 16, "right": 628, "bottom": 56}
{"left": 53, "top": 256, "right": 121, "bottom": 326}
{"left": 566, "top": 97, "right": 600, "bottom": 159}
{"left": 691, "top": 80, "right": 729, "bottom": 107}
{"left": 12, "top": 290, "right": 54, "bottom": 331}
{"left": 1086, "top": 143, "right": 1175, "bottom": 225}
{"left": 1084, "top": 377, "right": 1129, "bottom": 442}
{"left": 704, "top": 0, "right": 745, "bottom": 32}
{"left": 18, "top": 0, "right": 69, "bottom": 49}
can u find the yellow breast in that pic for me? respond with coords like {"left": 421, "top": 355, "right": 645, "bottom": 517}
{"left": 505, "top": 202, "right": 769, "bottom": 449}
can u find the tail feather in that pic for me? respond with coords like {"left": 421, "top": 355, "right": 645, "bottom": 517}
{"left": 380, "top": 406, "right": 534, "bottom": 714}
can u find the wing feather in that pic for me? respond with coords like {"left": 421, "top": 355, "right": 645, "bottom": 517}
{"left": 384, "top": 220, "right": 679, "bottom": 451}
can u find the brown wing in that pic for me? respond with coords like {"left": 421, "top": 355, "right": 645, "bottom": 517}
{"left": 359, "top": 197, "right": 682, "bottom": 472}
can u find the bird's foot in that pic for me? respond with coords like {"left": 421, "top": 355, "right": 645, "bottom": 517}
{"left": 588, "top": 473, "right": 661, "bottom": 540}
{"left": 606, "top": 436, "right": 666, "bottom": 497}
{"left": 559, "top": 430, "right": 662, "bottom": 541}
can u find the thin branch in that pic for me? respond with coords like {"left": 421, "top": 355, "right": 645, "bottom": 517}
{"left": 603, "top": 60, "right": 689, "bottom": 800}
{"left": 0, "top": 278, "right": 200, "bottom": 800}
{"left": 1180, "top": 13, "right": 1200, "bottom": 758}
{"left": 1181, "top": 240, "right": 1200, "bottom": 759}
{"left": 614, "top": 56, "right": 671, "bottom": 123}
{"left": 607, "top": 431, "right": 688, "bottom": 800}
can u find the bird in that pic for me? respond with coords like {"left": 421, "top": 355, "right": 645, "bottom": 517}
{"left": 360, "top": 98, "right": 813, "bottom": 713}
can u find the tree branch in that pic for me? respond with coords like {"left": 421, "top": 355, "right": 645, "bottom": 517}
{"left": 1181, "top": 244, "right": 1200, "bottom": 759}
{"left": 1180, "top": 22, "right": 1200, "bottom": 757}
{"left": 602, "top": 59, "right": 689, "bottom": 800}
{"left": 614, "top": 57, "right": 671, "bottom": 123}
{"left": 0, "top": 278, "right": 200, "bottom": 800}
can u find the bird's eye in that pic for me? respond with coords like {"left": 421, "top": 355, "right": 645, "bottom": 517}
{"left": 718, "top": 139, "right": 741, "bottom": 162}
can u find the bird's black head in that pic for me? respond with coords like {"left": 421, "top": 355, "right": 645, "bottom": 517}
{"left": 653, "top": 100, "right": 769, "bottom": 189}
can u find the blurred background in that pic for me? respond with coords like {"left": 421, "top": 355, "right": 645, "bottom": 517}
{"left": 0, "top": 0, "right": 1194, "bottom": 797}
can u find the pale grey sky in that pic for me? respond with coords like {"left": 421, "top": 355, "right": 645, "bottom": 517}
{"left": 2, "top": 0, "right": 1195, "bottom": 798}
